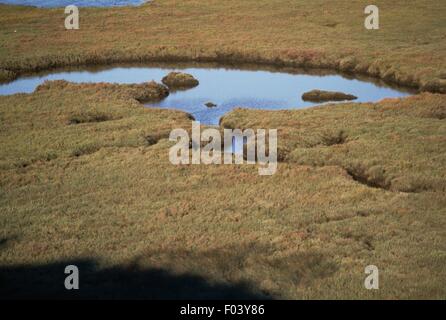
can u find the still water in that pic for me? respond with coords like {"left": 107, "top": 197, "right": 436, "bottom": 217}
{"left": 0, "top": 63, "right": 414, "bottom": 125}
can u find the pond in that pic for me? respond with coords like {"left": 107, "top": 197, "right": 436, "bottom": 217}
{"left": 0, "top": 63, "right": 415, "bottom": 125}
{"left": 0, "top": 0, "right": 146, "bottom": 7}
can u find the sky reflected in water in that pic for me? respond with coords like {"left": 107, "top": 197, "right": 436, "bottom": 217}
{"left": 0, "top": 65, "right": 414, "bottom": 125}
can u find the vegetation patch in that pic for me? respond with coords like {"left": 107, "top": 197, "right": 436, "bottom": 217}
{"left": 145, "top": 132, "right": 171, "bottom": 146}
{"left": 36, "top": 80, "right": 169, "bottom": 102}
{"left": 205, "top": 102, "right": 217, "bottom": 108}
{"left": 131, "top": 81, "right": 169, "bottom": 102}
{"left": 320, "top": 129, "right": 348, "bottom": 146}
{"left": 220, "top": 93, "right": 446, "bottom": 194}
{"left": 0, "top": 68, "right": 16, "bottom": 83}
{"left": 71, "top": 143, "right": 101, "bottom": 157}
{"left": 417, "top": 104, "right": 446, "bottom": 120}
{"left": 162, "top": 72, "right": 199, "bottom": 90}
{"left": 68, "top": 112, "right": 117, "bottom": 125}
{"left": 302, "top": 90, "right": 357, "bottom": 102}
{"left": 390, "top": 175, "right": 441, "bottom": 193}
{"left": 0, "top": 80, "right": 192, "bottom": 167}
{"left": 345, "top": 164, "right": 390, "bottom": 190}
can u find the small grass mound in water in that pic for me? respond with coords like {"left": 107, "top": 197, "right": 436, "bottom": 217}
{"left": 302, "top": 90, "right": 357, "bottom": 102}
{"left": 131, "top": 81, "right": 170, "bottom": 102}
{"left": 162, "top": 72, "right": 199, "bottom": 89}
{"left": 205, "top": 102, "right": 217, "bottom": 108}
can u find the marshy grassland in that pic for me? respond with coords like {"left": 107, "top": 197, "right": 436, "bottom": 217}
{"left": 0, "top": 0, "right": 445, "bottom": 299}
{"left": 0, "top": 0, "right": 445, "bottom": 92}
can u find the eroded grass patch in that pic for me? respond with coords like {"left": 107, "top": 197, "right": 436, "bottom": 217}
{"left": 220, "top": 93, "right": 446, "bottom": 193}
{"left": 68, "top": 112, "right": 118, "bottom": 125}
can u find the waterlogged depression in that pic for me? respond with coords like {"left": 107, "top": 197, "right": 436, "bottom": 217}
{"left": 0, "top": 64, "right": 415, "bottom": 125}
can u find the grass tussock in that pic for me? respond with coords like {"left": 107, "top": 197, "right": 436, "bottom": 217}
{"left": 71, "top": 143, "right": 101, "bottom": 157}
{"left": 320, "top": 129, "right": 348, "bottom": 146}
{"left": 302, "top": 90, "right": 357, "bottom": 102}
{"left": 162, "top": 72, "right": 199, "bottom": 89}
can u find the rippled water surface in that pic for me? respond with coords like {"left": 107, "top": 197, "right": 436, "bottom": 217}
{"left": 0, "top": 64, "right": 415, "bottom": 125}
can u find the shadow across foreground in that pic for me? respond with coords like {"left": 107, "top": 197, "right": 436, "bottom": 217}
{"left": 0, "top": 259, "right": 269, "bottom": 300}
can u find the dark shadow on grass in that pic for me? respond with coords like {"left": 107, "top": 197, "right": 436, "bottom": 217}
{"left": 0, "top": 238, "right": 9, "bottom": 249}
{"left": 0, "top": 242, "right": 339, "bottom": 299}
{"left": 0, "top": 259, "right": 269, "bottom": 300}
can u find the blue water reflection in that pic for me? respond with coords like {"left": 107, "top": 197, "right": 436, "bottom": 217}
{"left": 0, "top": 65, "right": 414, "bottom": 125}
